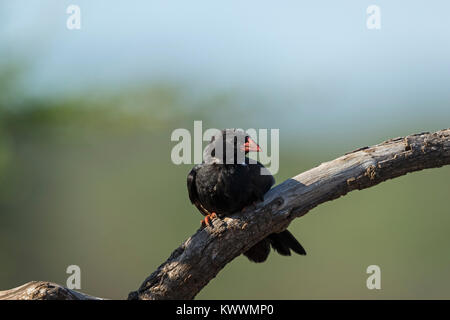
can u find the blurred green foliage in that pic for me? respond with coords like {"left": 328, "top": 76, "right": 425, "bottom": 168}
{"left": 0, "top": 63, "right": 449, "bottom": 300}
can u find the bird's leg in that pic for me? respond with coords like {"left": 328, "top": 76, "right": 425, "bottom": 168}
{"left": 201, "top": 212, "right": 217, "bottom": 228}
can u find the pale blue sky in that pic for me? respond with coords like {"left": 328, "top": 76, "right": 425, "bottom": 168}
{"left": 2, "top": 1, "right": 450, "bottom": 138}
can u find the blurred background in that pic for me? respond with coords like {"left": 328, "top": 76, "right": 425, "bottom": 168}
{"left": 1, "top": 0, "right": 450, "bottom": 299}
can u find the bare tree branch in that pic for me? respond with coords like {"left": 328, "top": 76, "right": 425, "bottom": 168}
{"left": 1, "top": 129, "right": 449, "bottom": 300}
{"left": 0, "top": 281, "right": 102, "bottom": 300}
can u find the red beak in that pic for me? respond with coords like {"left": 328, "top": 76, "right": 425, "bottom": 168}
{"left": 244, "top": 137, "right": 261, "bottom": 152}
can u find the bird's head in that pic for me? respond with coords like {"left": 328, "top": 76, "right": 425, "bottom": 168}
{"left": 203, "top": 129, "right": 261, "bottom": 164}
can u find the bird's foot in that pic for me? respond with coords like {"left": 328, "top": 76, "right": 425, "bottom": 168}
{"left": 201, "top": 212, "right": 217, "bottom": 228}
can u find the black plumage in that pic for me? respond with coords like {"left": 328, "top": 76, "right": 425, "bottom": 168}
{"left": 187, "top": 129, "right": 306, "bottom": 263}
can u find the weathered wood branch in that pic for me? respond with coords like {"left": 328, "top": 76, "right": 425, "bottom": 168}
{"left": 1, "top": 129, "right": 449, "bottom": 300}
{"left": 0, "top": 281, "right": 102, "bottom": 300}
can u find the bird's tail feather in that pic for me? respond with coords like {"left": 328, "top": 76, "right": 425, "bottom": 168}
{"left": 243, "top": 238, "right": 271, "bottom": 263}
{"left": 269, "top": 230, "right": 306, "bottom": 256}
{"left": 243, "top": 230, "right": 306, "bottom": 263}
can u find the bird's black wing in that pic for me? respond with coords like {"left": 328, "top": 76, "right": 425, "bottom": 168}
{"left": 187, "top": 165, "right": 200, "bottom": 204}
{"left": 187, "top": 165, "right": 210, "bottom": 216}
{"left": 248, "top": 161, "right": 275, "bottom": 201}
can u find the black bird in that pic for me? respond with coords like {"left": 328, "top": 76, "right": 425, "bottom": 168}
{"left": 187, "top": 129, "right": 306, "bottom": 263}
